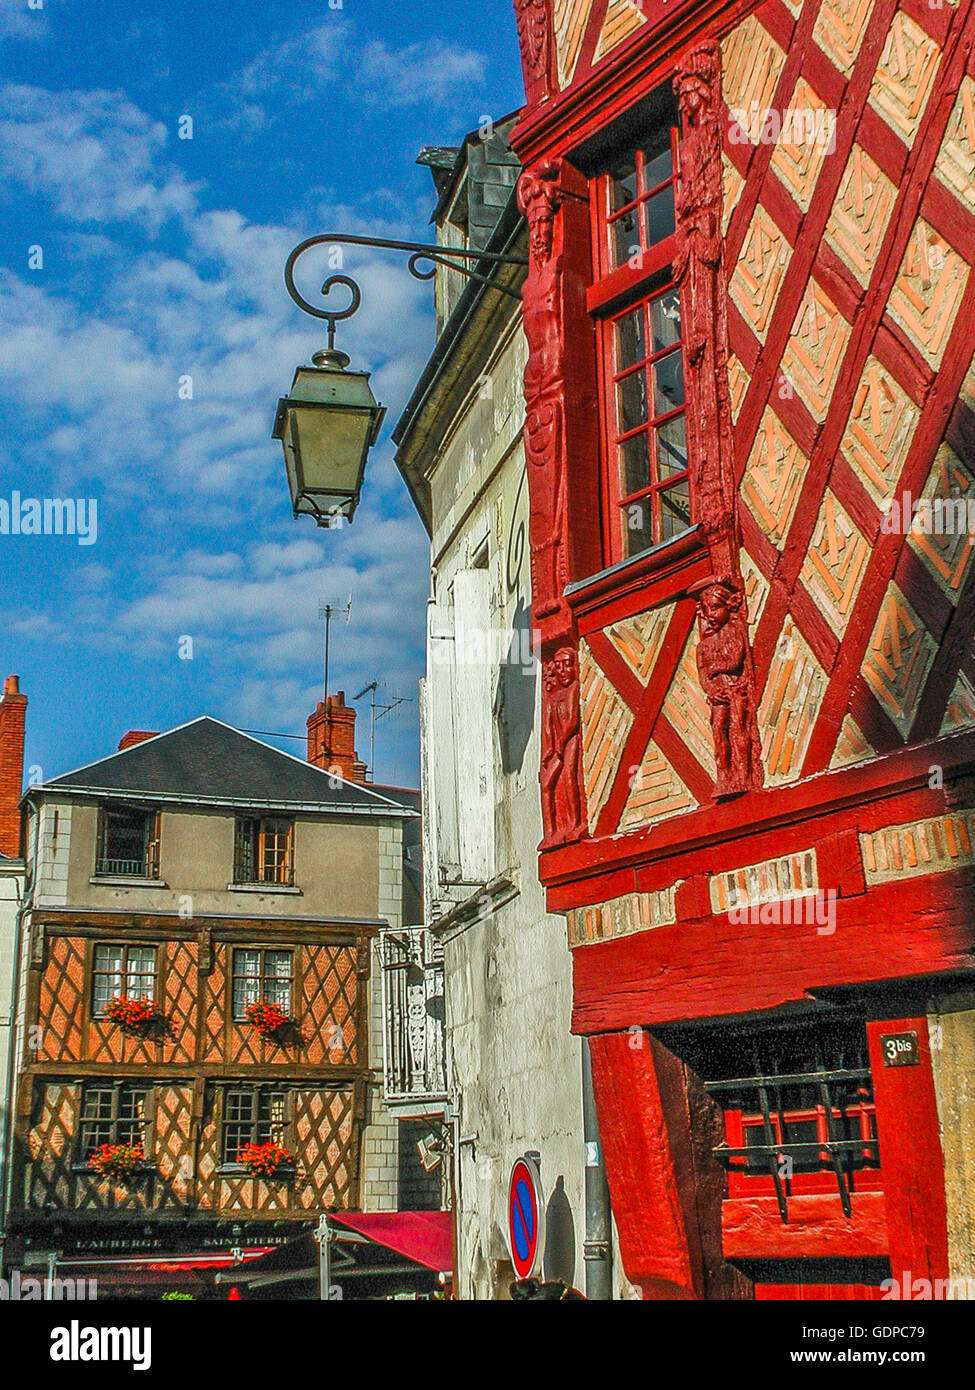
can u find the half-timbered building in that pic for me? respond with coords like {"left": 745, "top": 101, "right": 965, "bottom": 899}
{"left": 505, "top": 0, "right": 975, "bottom": 1298}
{"left": 5, "top": 714, "right": 423, "bottom": 1292}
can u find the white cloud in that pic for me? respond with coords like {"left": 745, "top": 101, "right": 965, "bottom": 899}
{"left": 0, "top": 85, "right": 198, "bottom": 230}
{"left": 358, "top": 39, "right": 488, "bottom": 108}
{"left": 208, "top": 21, "right": 487, "bottom": 132}
{"left": 0, "top": 3, "right": 46, "bottom": 41}
{"left": 0, "top": 78, "right": 433, "bottom": 782}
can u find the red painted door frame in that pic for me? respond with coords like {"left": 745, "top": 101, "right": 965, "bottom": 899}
{"left": 866, "top": 1017, "right": 950, "bottom": 1293}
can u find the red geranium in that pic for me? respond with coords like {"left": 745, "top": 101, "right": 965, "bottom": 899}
{"left": 88, "top": 1142, "right": 146, "bottom": 1182}
{"left": 238, "top": 1141, "right": 294, "bottom": 1178}
{"left": 104, "top": 995, "right": 167, "bottom": 1037}
{"left": 245, "top": 1000, "right": 296, "bottom": 1039}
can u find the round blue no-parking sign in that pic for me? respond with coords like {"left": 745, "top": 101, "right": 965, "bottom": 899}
{"left": 508, "top": 1155, "right": 545, "bottom": 1280}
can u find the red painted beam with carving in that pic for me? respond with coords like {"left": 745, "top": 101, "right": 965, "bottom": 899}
{"left": 722, "top": 1192, "right": 889, "bottom": 1261}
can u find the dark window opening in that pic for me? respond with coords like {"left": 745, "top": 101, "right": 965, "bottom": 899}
{"left": 664, "top": 1018, "right": 881, "bottom": 1223}
{"left": 398, "top": 1119, "right": 445, "bottom": 1212}
{"left": 96, "top": 806, "right": 160, "bottom": 878}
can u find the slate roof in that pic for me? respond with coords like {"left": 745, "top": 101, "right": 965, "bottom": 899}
{"left": 32, "top": 717, "right": 416, "bottom": 817}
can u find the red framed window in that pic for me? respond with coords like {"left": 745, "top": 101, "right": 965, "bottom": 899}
{"left": 596, "top": 133, "right": 677, "bottom": 279}
{"left": 723, "top": 1090, "right": 882, "bottom": 1201}
{"left": 590, "top": 125, "right": 688, "bottom": 564}
{"left": 603, "top": 285, "right": 688, "bottom": 558}
{"left": 696, "top": 1020, "right": 883, "bottom": 1221}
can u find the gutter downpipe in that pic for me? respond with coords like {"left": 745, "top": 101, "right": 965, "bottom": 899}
{"left": 582, "top": 1039, "right": 613, "bottom": 1300}
{"left": 0, "top": 802, "right": 36, "bottom": 1279}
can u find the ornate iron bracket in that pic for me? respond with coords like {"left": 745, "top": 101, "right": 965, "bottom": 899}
{"left": 285, "top": 232, "right": 527, "bottom": 349}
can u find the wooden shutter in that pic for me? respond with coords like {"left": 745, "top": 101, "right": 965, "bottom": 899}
{"left": 452, "top": 569, "right": 495, "bottom": 883}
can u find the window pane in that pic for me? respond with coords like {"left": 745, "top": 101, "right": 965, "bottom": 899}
{"left": 649, "top": 289, "right": 681, "bottom": 354}
{"left": 655, "top": 415, "right": 688, "bottom": 479}
{"left": 237, "top": 950, "right": 261, "bottom": 977}
{"left": 659, "top": 477, "right": 692, "bottom": 540}
{"left": 233, "top": 950, "right": 262, "bottom": 1019}
{"left": 614, "top": 306, "right": 646, "bottom": 370}
{"left": 94, "top": 944, "right": 123, "bottom": 972}
{"left": 622, "top": 499, "right": 654, "bottom": 557}
{"left": 644, "top": 186, "right": 675, "bottom": 248}
{"left": 125, "top": 947, "right": 155, "bottom": 1000}
{"left": 82, "top": 1089, "right": 114, "bottom": 1121}
{"left": 652, "top": 349, "right": 684, "bottom": 415}
{"left": 264, "top": 952, "right": 291, "bottom": 979}
{"left": 263, "top": 952, "right": 292, "bottom": 1010}
{"left": 619, "top": 433, "right": 651, "bottom": 498}
{"left": 260, "top": 1093, "right": 288, "bottom": 1148}
{"left": 610, "top": 209, "right": 640, "bottom": 270}
{"left": 608, "top": 155, "right": 638, "bottom": 211}
{"left": 642, "top": 143, "right": 673, "bottom": 192}
{"left": 617, "top": 370, "right": 648, "bottom": 433}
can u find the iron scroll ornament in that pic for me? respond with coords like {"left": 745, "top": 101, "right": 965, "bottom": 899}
{"left": 284, "top": 232, "right": 528, "bottom": 346}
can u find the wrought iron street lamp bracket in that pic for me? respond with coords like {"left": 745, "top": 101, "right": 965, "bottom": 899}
{"left": 284, "top": 232, "right": 527, "bottom": 349}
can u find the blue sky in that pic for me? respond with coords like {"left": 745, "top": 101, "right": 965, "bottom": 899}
{"left": 0, "top": 0, "right": 525, "bottom": 789}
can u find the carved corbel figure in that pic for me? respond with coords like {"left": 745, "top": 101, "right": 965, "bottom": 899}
{"left": 673, "top": 40, "right": 737, "bottom": 577}
{"left": 688, "top": 577, "right": 764, "bottom": 799}
{"left": 513, "top": 0, "right": 552, "bottom": 103}
{"left": 540, "top": 645, "right": 587, "bottom": 846}
{"left": 517, "top": 161, "right": 570, "bottom": 619}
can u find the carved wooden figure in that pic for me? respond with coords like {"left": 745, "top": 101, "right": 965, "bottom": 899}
{"left": 540, "top": 646, "right": 587, "bottom": 846}
{"left": 673, "top": 41, "right": 738, "bottom": 579}
{"left": 688, "top": 577, "right": 763, "bottom": 798}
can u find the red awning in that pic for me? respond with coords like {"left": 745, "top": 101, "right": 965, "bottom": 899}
{"left": 329, "top": 1211, "right": 452, "bottom": 1273}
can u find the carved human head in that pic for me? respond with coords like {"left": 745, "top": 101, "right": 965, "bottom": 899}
{"left": 688, "top": 576, "right": 742, "bottom": 633}
{"left": 517, "top": 163, "right": 561, "bottom": 263}
{"left": 552, "top": 646, "right": 577, "bottom": 687}
{"left": 674, "top": 41, "right": 719, "bottom": 127}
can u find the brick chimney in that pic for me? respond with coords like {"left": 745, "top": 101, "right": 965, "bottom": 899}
{"left": 118, "top": 730, "right": 159, "bottom": 751}
{"left": 0, "top": 675, "right": 27, "bottom": 858}
{"left": 307, "top": 691, "right": 367, "bottom": 783}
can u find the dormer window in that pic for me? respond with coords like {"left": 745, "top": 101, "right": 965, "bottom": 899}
{"left": 95, "top": 805, "right": 160, "bottom": 879}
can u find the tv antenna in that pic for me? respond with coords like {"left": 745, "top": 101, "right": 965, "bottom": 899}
{"left": 318, "top": 594, "right": 352, "bottom": 701}
{"left": 353, "top": 681, "right": 414, "bottom": 781}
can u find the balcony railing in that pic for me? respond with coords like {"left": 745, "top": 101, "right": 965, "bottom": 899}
{"left": 94, "top": 856, "right": 157, "bottom": 878}
{"left": 380, "top": 927, "right": 447, "bottom": 1104}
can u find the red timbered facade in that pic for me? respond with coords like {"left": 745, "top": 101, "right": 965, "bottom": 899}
{"left": 510, "top": 0, "right": 975, "bottom": 1297}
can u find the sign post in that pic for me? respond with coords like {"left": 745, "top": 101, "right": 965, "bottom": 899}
{"left": 507, "top": 1154, "right": 545, "bottom": 1281}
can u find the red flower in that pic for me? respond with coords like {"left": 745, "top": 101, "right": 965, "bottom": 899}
{"left": 104, "top": 995, "right": 166, "bottom": 1036}
{"left": 88, "top": 1142, "right": 146, "bottom": 1181}
{"left": 244, "top": 1000, "right": 296, "bottom": 1038}
{"left": 238, "top": 1141, "right": 294, "bottom": 1177}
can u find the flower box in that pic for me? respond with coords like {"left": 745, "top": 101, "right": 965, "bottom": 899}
{"left": 244, "top": 1000, "right": 299, "bottom": 1044}
{"left": 103, "top": 995, "right": 172, "bottom": 1040}
{"left": 88, "top": 1142, "right": 148, "bottom": 1182}
{"left": 237, "top": 1141, "right": 295, "bottom": 1179}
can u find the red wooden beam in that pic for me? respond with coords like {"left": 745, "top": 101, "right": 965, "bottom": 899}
{"left": 572, "top": 870, "right": 975, "bottom": 1031}
{"left": 588, "top": 1031, "right": 705, "bottom": 1298}
{"left": 866, "top": 1018, "right": 950, "bottom": 1290}
{"left": 722, "top": 1192, "right": 888, "bottom": 1261}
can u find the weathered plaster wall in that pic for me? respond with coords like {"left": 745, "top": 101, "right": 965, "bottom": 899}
{"left": 423, "top": 316, "right": 633, "bottom": 1297}
{"left": 929, "top": 1000, "right": 975, "bottom": 1291}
